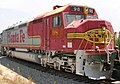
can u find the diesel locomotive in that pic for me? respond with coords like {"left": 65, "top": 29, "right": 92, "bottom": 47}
{"left": 0, "top": 4, "right": 118, "bottom": 79}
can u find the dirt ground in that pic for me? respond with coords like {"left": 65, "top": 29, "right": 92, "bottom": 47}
{"left": 0, "top": 64, "right": 35, "bottom": 84}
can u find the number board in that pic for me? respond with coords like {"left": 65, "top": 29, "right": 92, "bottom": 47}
{"left": 70, "top": 6, "right": 83, "bottom": 12}
{"left": 88, "top": 8, "right": 94, "bottom": 14}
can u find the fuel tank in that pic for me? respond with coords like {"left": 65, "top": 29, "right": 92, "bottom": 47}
{"left": 11, "top": 51, "right": 40, "bottom": 64}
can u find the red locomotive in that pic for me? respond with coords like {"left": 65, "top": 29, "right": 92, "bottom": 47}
{"left": 1, "top": 4, "right": 117, "bottom": 79}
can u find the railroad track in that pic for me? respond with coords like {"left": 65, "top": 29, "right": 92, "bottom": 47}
{"left": 0, "top": 55, "right": 115, "bottom": 84}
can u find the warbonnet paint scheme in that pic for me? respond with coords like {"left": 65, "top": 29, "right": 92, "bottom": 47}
{"left": 1, "top": 4, "right": 117, "bottom": 80}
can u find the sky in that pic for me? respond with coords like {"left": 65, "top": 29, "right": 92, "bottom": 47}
{"left": 0, "top": 0, "right": 120, "bottom": 33}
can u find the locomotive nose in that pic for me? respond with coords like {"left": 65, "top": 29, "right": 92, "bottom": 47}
{"left": 67, "top": 19, "right": 114, "bottom": 44}
{"left": 66, "top": 19, "right": 114, "bottom": 50}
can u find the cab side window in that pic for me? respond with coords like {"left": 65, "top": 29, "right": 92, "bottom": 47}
{"left": 53, "top": 15, "right": 62, "bottom": 27}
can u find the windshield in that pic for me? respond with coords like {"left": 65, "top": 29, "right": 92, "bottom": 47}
{"left": 64, "top": 14, "right": 84, "bottom": 25}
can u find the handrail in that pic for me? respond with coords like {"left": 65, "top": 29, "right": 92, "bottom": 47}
{"left": 104, "top": 48, "right": 111, "bottom": 64}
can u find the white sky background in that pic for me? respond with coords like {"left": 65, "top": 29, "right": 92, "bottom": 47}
{"left": 0, "top": 0, "right": 120, "bottom": 33}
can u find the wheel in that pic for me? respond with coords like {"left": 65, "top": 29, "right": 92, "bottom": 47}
{"left": 70, "top": 65, "right": 75, "bottom": 73}
{"left": 54, "top": 62, "right": 60, "bottom": 70}
{"left": 41, "top": 59, "right": 44, "bottom": 66}
{"left": 1, "top": 50, "right": 6, "bottom": 56}
{"left": 43, "top": 60, "right": 47, "bottom": 67}
{"left": 1, "top": 47, "right": 6, "bottom": 56}
{"left": 41, "top": 59, "right": 46, "bottom": 67}
{"left": 8, "top": 52, "right": 12, "bottom": 57}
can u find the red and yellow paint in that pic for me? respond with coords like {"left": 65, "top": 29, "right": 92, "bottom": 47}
{"left": 67, "top": 28, "right": 113, "bottom": 44}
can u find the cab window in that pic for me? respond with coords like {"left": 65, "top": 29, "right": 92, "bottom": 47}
{"left": 64, "top": 14, "right": 84, "bottom": 25}
{"left": 53, "top": 15, "right": 62, "bottom": 27}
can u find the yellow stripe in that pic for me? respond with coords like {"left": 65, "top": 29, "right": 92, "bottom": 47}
{"left": 67, "top": 33, "right": 85, "bottom": 39}
{"left": 28, "top": 36, "right": 40, "bottom": 38}
{"left": 67, "top": 28, "right": 114, "bottom": 44}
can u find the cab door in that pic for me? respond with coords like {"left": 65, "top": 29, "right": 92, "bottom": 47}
{"left": 44, "top": 18, "right": 50, "bottom": 50}
{"left": 50, "top": 14, "right": 63, "bottom": 50}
